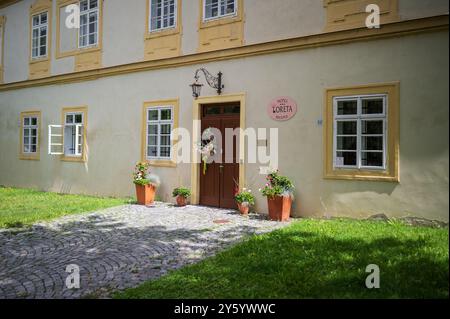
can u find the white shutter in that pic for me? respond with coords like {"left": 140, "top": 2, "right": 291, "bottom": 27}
{"left": 74, "top": 124, "right": 83, "bottom": 156}
{"left": 48, "top": 125, "right": 64, "bottom": 155}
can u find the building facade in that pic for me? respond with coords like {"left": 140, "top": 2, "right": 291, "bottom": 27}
{"left": 0, "top": 0, "right": 448, "bottom": 221}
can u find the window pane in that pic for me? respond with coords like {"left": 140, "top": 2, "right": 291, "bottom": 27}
{"left": 31, "top": 117, "right": 37, "bottom": 126}
{"left": 362, "top": 120, "right": 383, "bottom": 135}
{"left": 41, "top": 12, "right": 47, "bottom": 24}
{"left": 148, "top": 135, "right": 157, "bottom": 146}
{"left": 24, "top": 128, "right": 30, "bottom": 137}
{"left": 336, "top": 151, "right": 357, "bottom": 166}
{"left": 160, "top": 146, "right": 170, "bottom": 158}
{"left": 362, "top": 136, "right": 383, "bottom": 151}
{"left": 148, "top": 110, "right": 158, "bottom": 121}
{"left": 80, "top": 0, "right": 88, "bottom": 11}
{"left": 32, "top": 137, "right": 37, "bottom": 145}
{"left": 24, "top": 144, "right": 30, "bottom": 153}
{"left": 74, "top": 114, "right": 83, "bottom": 123}
{"left": 90, "top": 0, "right": 98, "bottom": 9}
{"left": 205, "top": 106, "right": 221, "bottom": 115}
{"left": 40, "top": 46, "right": 46, "bottom": 56}
{"left": 224, "top": 105, "right": 240, "bottom": 114}
{"left": 160, "top": 109, "right": 172, "bottom": 120}
{"left": 148, "top": 124, "right": 158, "bottom": 134}
{"left": 205, "top": 0, "right": 219, "bottom": 18}
{"left": 160, "top": 124, "right": 171, "bottom": 134}
{"left": 31, "top": 145, "right": 37, "bottom": 153}
{"left": 337, "top": 121, "right": 356, "bottom": 135}
{"left": 337, "top": 100, "right": 357, "bottom": 115}
{"left": 31, "top": 128, "right": 37, "bottom": 137}
{"left": 148, "top": 146, "right": 158, "bottom": 157}
{"left": 32, "top": 16, "right": 39, "bottom": 26}
{"left": 66, "top": 114, "right": 74, "bottom": 124}
{"left": 160, "top": 135, "right": 170, "bottom": 146}
{"left": 24, "top": 118, "right": 30, "bottom": 126}
{"left": 362, "top": 98, "right": 384, "bottom": 114}
{"left": 24, "top": 137, "right": 30, "bottom": 145}
{"left": 337, "top": 136, "right": 357, "bottom": 150}
{"left": 361, "top": 152, "right": 383, "bottom": 167}
{"left": 33, "top": 29, "right": 39, "bottom": 39}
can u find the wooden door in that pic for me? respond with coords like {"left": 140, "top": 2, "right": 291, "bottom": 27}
{"left": 199, "top": 103, "right": 240, "bottom": 209}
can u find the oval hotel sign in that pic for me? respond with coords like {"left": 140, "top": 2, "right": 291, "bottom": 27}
{"left": 268, "top": 97, "right": 297, "bottom": 121}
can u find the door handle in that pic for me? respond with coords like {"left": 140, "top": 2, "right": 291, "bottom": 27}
{"left": 219, "top": 165, "right": 224, "bottom": 173}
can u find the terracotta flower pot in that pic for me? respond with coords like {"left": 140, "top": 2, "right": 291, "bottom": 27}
{"left": 237, "top": 202, "right": 250, "bottom": 215}
{"left": 267, "top": 195, "right": 292, "bottom": 221}
{"left": 135, "top": 184, "right": 156, "bottom": 206}
{"left": 176, "top": 195, "right": 188, "bottom": 207}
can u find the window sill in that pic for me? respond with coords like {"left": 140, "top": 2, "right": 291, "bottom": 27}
{"left": 199, "top": 12, "right": 242, "bottom": 29}
{"left": 146, "top": 159, "right": 177, "bottom": 168}
{"left": 145, "top": 27, "right": 180, "bottom": 40}
{"left": 30, "top": 56, "right": 50, "bottom": 64}
{"left": 61, "top": 155, "right": 86, "bottom": 163}
{"left": 56, "top": 46, "right": 101, "bottom": 59}
{"left": 324, "top": 170, "right": 399, "bottom": 182}
{"left": 19, "top": 154, "right": 40, "bottom": 161}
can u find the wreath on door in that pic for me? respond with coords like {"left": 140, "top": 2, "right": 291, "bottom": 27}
{"left": 198, "top": 128, "right": 217, "bottom": 175}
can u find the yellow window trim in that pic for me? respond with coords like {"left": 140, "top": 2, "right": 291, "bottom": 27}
{"left": 61, "top": 106, "right": 88, "bottom": 163}
{"left": 19, "top": 110, "right": 41, "bottom": 161}
{"left": 55, "top": 0, "right": 103, "bottom": 71}
{"left": 29, "top": 0, "right": 52, "bottom": 79}
{"left": 324, "top": 82, "right": 400, "bottom": 182}
{"left": 323, "top": 0, "right": 399, "bottom": 32}
{"left": 141, "top": 99, "right": 179, "bottom": 168}
{"left": 144, "top": 0, "right": 182, "bottom": 61}
{"left": 198, "top": 0, "right": 244, "bottom": 52}
{"left": 0, "top": 15, "right": 5, "bottom": 83}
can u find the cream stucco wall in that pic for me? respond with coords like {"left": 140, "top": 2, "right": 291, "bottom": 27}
{"left": 0, "top": 30, "right": 448, "bottom": 221}
{"left": 0, "top": 0, "right": 448, "bottom": 84}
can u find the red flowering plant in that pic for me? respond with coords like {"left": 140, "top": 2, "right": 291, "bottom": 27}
{"left": 259, "top": 169, "right": 295, "bottom": 199}
{"left": 133, "top": 162, "right": 160, "bottom": 187}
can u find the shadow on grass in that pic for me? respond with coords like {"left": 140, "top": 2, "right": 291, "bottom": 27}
{"left": 116, "top": 222, "right": 449, "bottom": 299}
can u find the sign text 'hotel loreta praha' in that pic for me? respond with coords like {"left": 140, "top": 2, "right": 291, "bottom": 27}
{"left": 267, "top": 97, "right": 298, "bottom": 121}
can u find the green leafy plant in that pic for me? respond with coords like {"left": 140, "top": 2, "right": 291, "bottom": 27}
{"left": 260, "top": 170, "right": 295, "bottom": 198}
{"left": 235, "top": 188, "right": 255, "bottom": 206}
{"left": 172, "top": 187, "right": 191, "bottom": 198}
{"left": 133, "top": 162, "right": 161, "bottom": 187}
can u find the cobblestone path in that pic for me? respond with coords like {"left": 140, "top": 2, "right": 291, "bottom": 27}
{"left": 0, "top": 204, "right": 290, "bottom": 299}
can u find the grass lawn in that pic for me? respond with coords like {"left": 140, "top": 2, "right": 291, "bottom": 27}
{"left": 0, "top": 187, "right": 132, "bottom": 228}
{"left": 115, "top": 219, "right": 449, "bottom": 299}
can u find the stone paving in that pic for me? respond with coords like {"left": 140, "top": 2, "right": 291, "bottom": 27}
{"left": 0, "top": 203, "right": 290, "bottom": 299}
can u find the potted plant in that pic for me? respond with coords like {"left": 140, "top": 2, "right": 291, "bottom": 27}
{"left": 133, "top": 162, "right": 160, "bottom": 206}
{"left": 172, "top": 187, "right": 191, "bottom": 207}
{"left": 260, "top": 170, "right": 294, "bottom": 221}
{"left": 235, "top": 188, "right": 255, "bottom": 215}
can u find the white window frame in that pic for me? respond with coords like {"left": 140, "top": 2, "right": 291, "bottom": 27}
{"left": 149, "top": 0, "right": 177, "bottom": 32}
{"left": 64, "top": 112, "right": 84, "bottom": 157}
{"left": 146, "top": 106, "right": 173, "bottom": 160}
{"left": 333, "top": 94, "right": 388, "bottom": 170}
{"left": 203, "top": 0, "right": 237, "bottom": 22}
{"left": 31, "top": 11, "right": 48, "bottom": 59}
{"left": 23, "top": 116, "right": 39, "bottom": 154}
{"left": 78, "top": 0, "right": 99, "bottom": 49}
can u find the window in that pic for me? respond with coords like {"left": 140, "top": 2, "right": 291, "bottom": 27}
{"left": 204, "top": 0, "right": 237, "bottom": 21}
{"left": 31, "top": 12, "right": 48, "bottom": 59}
{"left": 23, "top": 116, "right": 39, "bottom": 154}
{"left": 146, "top": 106, "right": 173, "bottom": 159}
{"left": 20, "top": 111, "right": 41, "bottom": 160}
{"left": 149, "top": 0, "right": 176, "bottom": 32}
{"left": 324, "top": 83, "right": 399, "bottom": 182}
{"left": 333, "top": 95, "right": 387, "bottom": 169}
{"left": 79, "top": 0, "right": 99, "bottom": 48}
{"left": 64, "top": 112, "right": 85, "bottom": 157}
